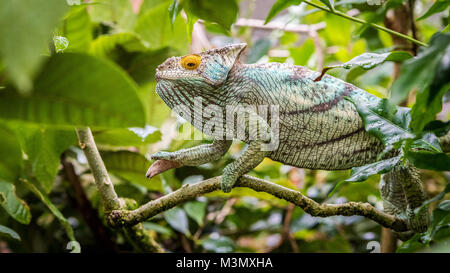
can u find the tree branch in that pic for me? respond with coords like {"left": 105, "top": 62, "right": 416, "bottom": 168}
{"left": 75, "top": 127, "right": 163, "bottom": 252}
{"left": 109, "top": 175, "right": 408, "bottom": 233}
{"left": 76, "top": 128, "right": 122, "bottom": 212}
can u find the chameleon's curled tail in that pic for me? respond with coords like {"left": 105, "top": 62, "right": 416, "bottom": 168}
{"left": 380, "top": 163, "right": 429, "bottom": 240}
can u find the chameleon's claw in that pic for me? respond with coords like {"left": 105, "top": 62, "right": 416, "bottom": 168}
{"left": 151, "top": 151, "right": 174, "bottom": 161}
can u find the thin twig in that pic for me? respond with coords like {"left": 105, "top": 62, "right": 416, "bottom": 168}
{"left": 302, "top": 0, "right": 427, "bottom": 47}
{"left": 234, "top": 18, "right": 326, "bottom": 33}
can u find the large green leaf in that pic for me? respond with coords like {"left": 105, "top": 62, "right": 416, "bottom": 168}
{"left": 346, "top": 97, "right": 414, "bottom": 156}
{"left": 0, "top": 224, "right": 20, "bottom": 241}
{"left": 265, "top": 0, "right": 302, "bottom": 24}
{"left": 94, "top": 126, "right": 161, "bottom": 147}
{"left": 0, "top": 180, "right": 31, "bottom": 224}
{"left": 391, "top": 32, "right": 450, "bottom": 105}
{"left": 406, "top": 150, "right": 450, "bottom": 171}
{"left": 120, "top": 47, "right": 176, "bottom": 85}
{"left": 101, "top": 151, "right": 162, "bottom": 191}
{"left": 13, "top": 125, "right": 77, "bottom": 193}
{"left": 410, "top": 42, "right": 450, "bottom": 133}
{"left": 89, "top": 33, "right": 150, "bottom": 58}
{"left": 345, "top": 155, "right": 401, "bottom": 182}
{"left": 135, "top": 2, "right": 189, "bottom": 52}
{"left": 89, "top": 0, "right": 136, "bottom": 31}
{"left": 0, "top": 124, "right": 23, "bottom": 182}
{"left": 59, "top": 5, "right": 92, "bottom": 52}
{"left": 0, "top": 53, "right": 146, "bottom": 129}
{"left": 0, "top": 0, "right": 68, "bottom": 94}
{"left": 185, "top": 0, "right": 238, "bottom": 30}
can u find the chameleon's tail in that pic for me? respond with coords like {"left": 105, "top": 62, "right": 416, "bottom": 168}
{"left": 380, "top": 163, "right": 429, "bottom": 240}
{"left": 438, "top": 130, "right": 450, "bottom": 153}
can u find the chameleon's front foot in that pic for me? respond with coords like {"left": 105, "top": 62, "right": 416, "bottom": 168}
{"left": 146, "top": 151, "right": 181, "bottom": 178}
{"left": 221, "top": 165, "right": 240, "bottom": 193}
{"left": 151, "top": 151, "right": 176, "bottom": 161}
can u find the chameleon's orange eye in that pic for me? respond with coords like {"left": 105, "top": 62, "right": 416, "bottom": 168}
{"left": 181, "top": 54, "right": 201, "bottom": 70}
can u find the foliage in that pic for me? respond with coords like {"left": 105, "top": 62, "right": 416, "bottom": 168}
{"left": 0, "top": 0, "right": 448, "bottom": 253}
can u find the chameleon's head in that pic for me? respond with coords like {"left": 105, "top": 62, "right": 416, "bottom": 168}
{"left": 155, "top": 43, "right": 247, "bottom": 110}
{"left": 155, "top": 43, "right": 246, "bottom": 85}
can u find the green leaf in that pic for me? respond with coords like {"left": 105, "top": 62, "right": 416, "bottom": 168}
{"left": 0, "top": 53, "right": 146, "bottom": 129}
{"left": 265, "top": 0, "right": 302, "bottom": 24}
{"left": 0, "top": 124, "right": 23, "bottom": 182}
{"left": 120, "top": 47, "right": 176, "bottom": 85}
{"left": 89, "top": 0, "right": 136, "bottom": 31}
{"left": 169, "top": 0, "right": 183, "bottom": 25}
{"left": 426, "top": 200, "right": 450, "bottom": 242}
{"left": 185, "top": 0, "right": 238, "bottom": 30}
{"left": 346, "top": 97, "right": 414, "bottom": 156}
{"left": 94, "top": 126, "right": 161, "bottom": 147}
{"left": 13, "top": 125, "right": 76, "bottom": 193}
{"left": 21, "top": 178, "right": 77, "bottom": 245}
{"left": 54, "top": 36, "right": 69, "bottom": 53}
{"left": 319, "top": 0, "right": 335, "bottom": 11}
{"left": 143, "top": 222, "right": 175, "bottom": 236}
{"left": 247, "top": 39, "right": 272, "bottom": 64}
{"left": 101, "top": 151, "right": 162, "bottom": 191}
{"left": 59, "top": 5, "right": 92, "bottom": 52}
{"left": 135, "top": 2, "right": 189, "bottom": 52}
{"left": 417, "top": 0, "right": 450, "bottom": 21}
{"left": 345, "top": 155, "right": 401, "bottom": 182}
{"left": 410, "top": 70, "right": 450, "bottom": 132}
{"left": 0, "top": 0, "right": 68, "bottom": 94}
{"left": 200, "top": 234, "right": 235, "bottom": 253}
{"left": 397, "top": 233, "right": 426, "bottom": 253}
{"left": 391, "top": 32, "right": 450, "bottom": 105}
{"left": 0, "top": 180, "right": 31, "bottom": 224}
{"left": 319, "top": 51, "right": 412, "bottom": 79}
{"left": 89, "top": 33, "right": 150, "bottom": 57}
{"left": 164, "top": 207, "right": 191, "bottom": 236}
{"left": 183, "top": 201, "right": 206, "bottom": 226}
{"left": 406, "top": 150, "right": 450, "bottom": 171}
{"left": 289, "top": 38, "right": 315, "bottom": 66}
{"left": 185, "top": 12, "right": 198, "bottom": 44}
{"left": 423, "top": 120, "right": 450, "bottom": 137}
{"left": 0, "top": 224, "right": 20, "bottom": 241}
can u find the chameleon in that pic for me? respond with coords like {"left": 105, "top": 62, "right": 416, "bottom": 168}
{"left": 147, "top": 43, "right": 430, "bottom": 234}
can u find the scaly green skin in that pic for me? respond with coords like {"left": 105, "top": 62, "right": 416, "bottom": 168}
{"left": 150, "top": 44, "right": 428, "bottom": 233}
